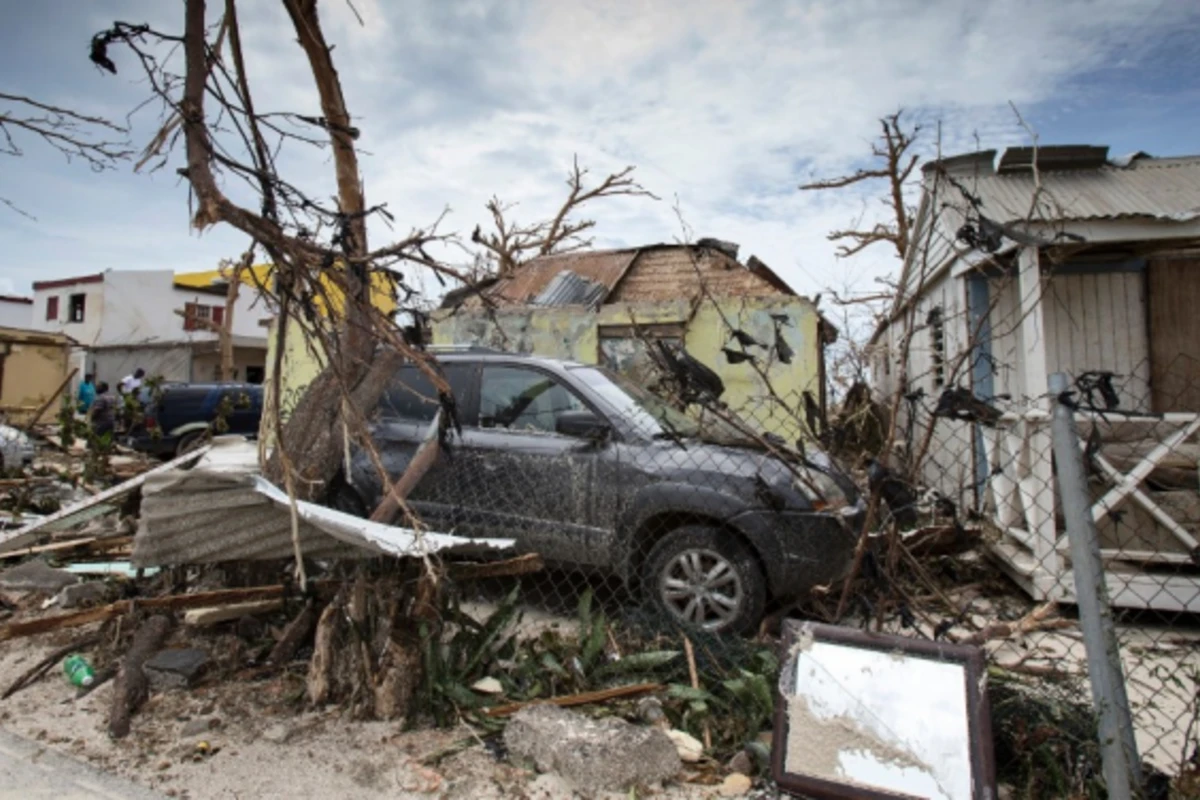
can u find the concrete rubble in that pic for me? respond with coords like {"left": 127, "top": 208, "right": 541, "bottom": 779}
{"left": 503, "top": 704, "right": 682, "bottom": 793}
{"left": 145, "top": 648, "right": 210, "bottom": 690}
{"left": 0, "top": 560, "right": 79, "bottom": 593}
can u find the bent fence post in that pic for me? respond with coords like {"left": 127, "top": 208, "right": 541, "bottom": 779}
{"left": 1048, "top": 371, "right": 1142, "bottom": 798}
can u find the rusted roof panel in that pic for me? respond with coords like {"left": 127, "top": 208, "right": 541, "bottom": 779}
{"left": 488, "top": 249, "right": 641, "bottom": 305}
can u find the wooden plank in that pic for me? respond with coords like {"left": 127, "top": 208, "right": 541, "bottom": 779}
{"left": 0, "top": 445, "right": 211, "bottom": 553}
{"left": 1090, "top": 415, "right": 1200, "bottom": 519}
{"left": 1148, "top": 258, "right": 1200, "bottom": 412}
{"left": 1089, "top": 451, "right": 1200, "bottom": 551}
{"left": 23, "top": 367, "right": 77, "bottom": 432}
{"left": 0, "top": 537, "right": 98, "bottom": 561}
{"left": 183, "top": 599, "right": 284, "bottom": 627}
{"left": 0, "top": 583, "right": 324, "bottom": 642}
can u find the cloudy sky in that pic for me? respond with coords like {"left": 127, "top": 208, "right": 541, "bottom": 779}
{"left": 1, "top": 0, "right": 1198, "bottom": 309}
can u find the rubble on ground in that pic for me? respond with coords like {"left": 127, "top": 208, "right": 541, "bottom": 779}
{"left": 504, "top": 704, "right": 682, "bottom": 793}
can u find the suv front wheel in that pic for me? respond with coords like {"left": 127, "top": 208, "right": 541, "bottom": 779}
{"left": 643, "top": 525, "right": 766, "bottom": 635}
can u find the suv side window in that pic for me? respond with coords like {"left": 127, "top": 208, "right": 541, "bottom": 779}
{"left": 380, "top": 363, "right": 473, "bottom": 422}
{"left": 479, "top": 366, "right": 587, "bottom": 433}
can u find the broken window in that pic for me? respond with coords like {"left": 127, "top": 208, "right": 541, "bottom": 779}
{"left": 479, "top": 366, "right": 587, "bottom": 433}
{"left": 380, "top": 364, "right": 474, "bottom": 422}
{"left": 45, "top": 296, "right": 58, "bottom": 321}
{"left": 598, "top": 323, "right": 684, "bottom": 391}
{"left": 928, "top": 307, "right": 946, "bottom": 388}
{"left": 68, "top": 293, "right": 86, "bottom": 323}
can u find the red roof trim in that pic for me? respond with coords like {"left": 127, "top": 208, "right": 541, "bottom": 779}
{"left": 0, "top": 295, "right": 33, "bottom": 305}
{"left": 32, "top": 273, "right": 104, "bottom": 291}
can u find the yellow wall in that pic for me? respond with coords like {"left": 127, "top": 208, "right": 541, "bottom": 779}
{"left": 176, "top": 263, "right": 397, "bottom": 318}
{"left": 0, "top": 331, "right": 71, "bottom": 425}
{"left": 431, "top": 295, "right": 823, "bottom": 440}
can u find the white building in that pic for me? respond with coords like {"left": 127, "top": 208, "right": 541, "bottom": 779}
{"left": 872, "top": 145, "right": 1200, "bottom": 613}
{"left": 31, "top": 269, "right": 273, "bottom": 385}
{"left": 0, "top": 295, "right": 33, "bottom": 329}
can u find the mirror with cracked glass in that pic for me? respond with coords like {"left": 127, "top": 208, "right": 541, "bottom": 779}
{"left": 772, "top": 621, "right": 994, "bottom": 800}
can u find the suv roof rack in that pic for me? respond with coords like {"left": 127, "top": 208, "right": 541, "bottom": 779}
{"left": 424, "top": 344, "right": 507, "bottom": 355}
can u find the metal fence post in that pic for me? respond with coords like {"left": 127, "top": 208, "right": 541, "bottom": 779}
{"left": 1048, "top": 372, "right": 1143, "bottom": 797}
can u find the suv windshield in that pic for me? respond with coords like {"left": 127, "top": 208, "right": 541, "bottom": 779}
{"left": 571, "top": 366, "right": 750, "bottom": 444}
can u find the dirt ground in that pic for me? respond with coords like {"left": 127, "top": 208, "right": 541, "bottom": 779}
{"left": 0, "top": 629, "right": 736, "bottom": 800}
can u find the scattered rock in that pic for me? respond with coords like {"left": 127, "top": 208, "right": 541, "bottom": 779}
{"left": 145, "top": 649, "right": 209, "bottom": 690}
{"left": 666, "top": 729, "right": 704, "bottom": 762}
{"left": 636, "top": 696, "right": 668, "bottom": 728}
{"left": 727, "top": 749, "right": 754, "bottom": 776}
{"left": 180, "top": 717, "right": 219, "bottom": 738}
{"left": 504, "top": 704, "right": 681, "bottom": 792}
{"left": 718, "top": 772, "right": 753, "bottom": 797}
{"left": 56, "top": 580, "right": 110, "bottom": 609}
{"left": 471, "top": 677, "right": 504, "bottom": 695}
{"left": 261, "top": 723, "right": 293, "bottom": 744}
{"left": 0, "top": 560, "right": 80, "bottom": 593}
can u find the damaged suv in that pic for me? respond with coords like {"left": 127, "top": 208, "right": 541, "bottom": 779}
{"left": 334, "top": 347, "right": 864, "bottom": 634}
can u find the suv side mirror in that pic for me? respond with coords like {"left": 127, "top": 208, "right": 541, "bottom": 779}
{"left": 556, "top": 410, "right": 609, "bottom": 440}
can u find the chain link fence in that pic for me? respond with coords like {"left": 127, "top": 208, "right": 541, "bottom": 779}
{"left": 332, "top": 341, "right": 1199, "bottom": 795}
{"left": 881, "top": 357, "right": 1200, "bottom": 796}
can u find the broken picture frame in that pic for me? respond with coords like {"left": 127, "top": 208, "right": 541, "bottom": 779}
{"left": 771, "top": 621, "right": 995, "bottom": 800}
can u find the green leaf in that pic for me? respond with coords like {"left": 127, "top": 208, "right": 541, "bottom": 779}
{"left": 540, "top": 652, "right": 569, "bottom": 678}
{"left": 667, "top": 684, "right": 716, "bottom": 703}
{"left": 593, "top": 650, "right": 681, "bottom": 679}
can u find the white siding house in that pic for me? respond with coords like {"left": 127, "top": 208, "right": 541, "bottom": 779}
{"left": 0, "top": 296, "right": 33, "bottom": 329}
{"left": 873, "top": 146, "right": 1200, "bottom": 612}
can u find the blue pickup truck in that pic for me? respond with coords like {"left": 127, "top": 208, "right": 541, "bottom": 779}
{"left": 126, "top": 382, "right": 263, "bottom": 458}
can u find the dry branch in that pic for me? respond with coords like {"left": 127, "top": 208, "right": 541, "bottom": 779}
{"left": 952, "top": 602, "right": 1074, "bottom": 647}
{"left": 0, "top": 583, "right": 327, "bottom": 642}
{"left": 269, "top": 599, "right": 317, "bottom": 665}
{"left": 481, "top": 682, "right": 663, "bottom": 718}
{"left": 447, "top": 553, "right": 544, "bottom": 581}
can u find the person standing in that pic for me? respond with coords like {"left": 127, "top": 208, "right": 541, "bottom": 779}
{"left": 77, "top": 373, "right": 96, "bottom": 414}
{"left": 118, "top": 368, "right": 145, "bottom": 396}
{"left": 88, "top": 382, "right": 115, "bottom": 439}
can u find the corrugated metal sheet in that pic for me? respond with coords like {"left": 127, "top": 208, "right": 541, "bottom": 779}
{"left": 956, "top": 155, "right": 1200, "bottom": 223}
{"left": 487, "top": 249, "right": 641, "bottom": 306}
{"left": 133, "top": 437, "right": 513, "bottom": 567}
{"left": 530, "top": 270, "right": 609, "bottom": 309}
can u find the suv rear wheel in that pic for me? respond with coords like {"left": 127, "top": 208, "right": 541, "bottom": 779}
{"left": 643, "top": 525, "right": 766, "bottom": 635}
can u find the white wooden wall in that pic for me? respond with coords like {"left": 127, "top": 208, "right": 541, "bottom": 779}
{"left": 1042, "top": 271, "right": 1151, "bottom": 411}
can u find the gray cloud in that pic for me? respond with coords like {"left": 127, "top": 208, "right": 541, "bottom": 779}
{"left": 0, "top": 0, "right": 1196, "bottom": 308}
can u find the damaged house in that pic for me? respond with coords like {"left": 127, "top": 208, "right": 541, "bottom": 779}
{"left": 433, "top": 241, "right": 834, "bottom": 440}
{"left": 871, "top": 146, "right": 1200, "bottom": 611}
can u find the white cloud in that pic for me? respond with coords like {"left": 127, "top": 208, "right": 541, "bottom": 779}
{"left": 1, "top": 0, "right": 1195, "bottom": 317}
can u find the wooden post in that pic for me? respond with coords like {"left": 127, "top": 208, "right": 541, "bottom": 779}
{"left": 24, "top": 367, "right": 78, "bottom": 431}
{"left": 1017, "top": 247, "right": 1049, "bottom": 406}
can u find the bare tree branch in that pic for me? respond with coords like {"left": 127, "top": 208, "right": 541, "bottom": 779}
{"left": 472, "top": 156, "right": 658, "bottom": 277}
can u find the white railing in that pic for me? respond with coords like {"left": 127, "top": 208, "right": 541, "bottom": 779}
{"left": 984, "top": 408, "right": 1200, "bottom": 611}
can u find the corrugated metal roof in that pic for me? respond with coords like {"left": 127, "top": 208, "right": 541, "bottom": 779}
{"left": 133, "top": 437, "right": 513, "bottom": 566}
{"left": 947, "top": 153, "right": 1200, "bottom": 223}
{"left": 487, "top": 249, "right": 642, "bottom": 305}
{"left": 530, "top": 270, "right": 610, "bottom": 309}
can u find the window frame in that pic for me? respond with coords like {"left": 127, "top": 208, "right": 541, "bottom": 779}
{"left": 378, "top": 361, "right": 479, "bottom": 425}
{"left": 475, "top": 363, "right": 602, "bottom": 436}
{"left": 68, "top": 293, "right": 86, "bottom": 323}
